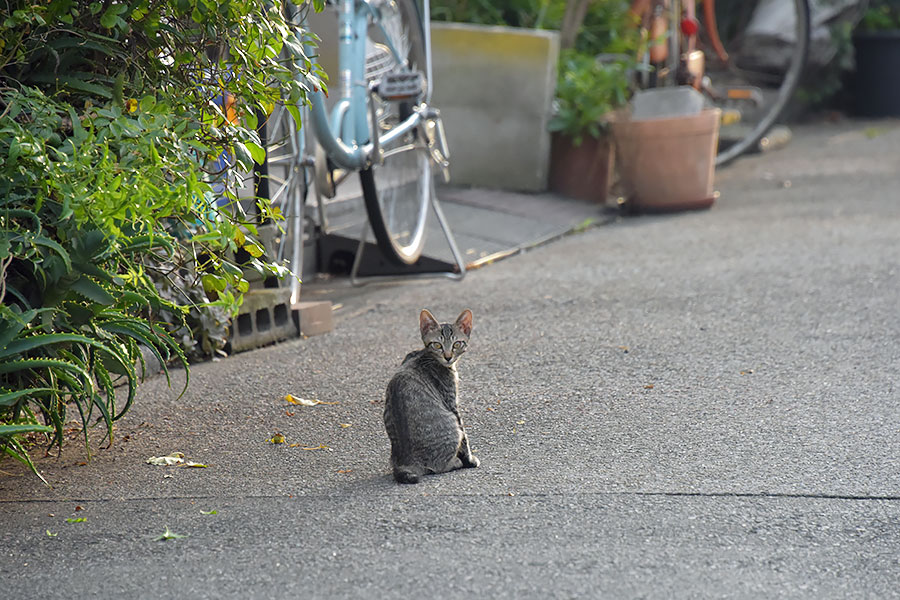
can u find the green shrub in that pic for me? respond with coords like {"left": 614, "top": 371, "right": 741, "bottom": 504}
{"left": 548, "top": 50, "right": 630, "bottom": 144}
{"left": 431, "top": 0, "right": 638, "bottom": 56}
{"left": 0, "top": 0, "right": 324, "bottom": 480}
{"left": 859, "top": 0, "right": 900, "bottom": 31}
{"left": 431, "top": 0, "right": 565, "bottom": 28}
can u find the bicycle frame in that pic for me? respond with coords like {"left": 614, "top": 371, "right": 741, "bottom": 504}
{"left": 301, "top": 0, "right": 433, "bottom": 172}
{"left": 276, "top": 0, "right": 463, "bottom": 286}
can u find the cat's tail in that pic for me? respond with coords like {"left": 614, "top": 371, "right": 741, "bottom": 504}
{"left": 393, "top": 465, "right": 424, "bottom": 484}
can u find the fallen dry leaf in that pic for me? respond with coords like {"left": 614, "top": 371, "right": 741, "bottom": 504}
{"left": 146, "top": 452, "right": 185, "bottom": 466}
{"left": 337, "top": 469, "right": 352, "bottom": 474}
{"left": 183, "top": 461, "right": 208, "bottom": 468}
{"left": 284, "top": 394, "right": 339, "bottom": 406}
{"left": 267, "top": 433, "right": 285, "bottom": 444}
{"left": 644, "top": 384, "right": 655, "bottom": 390}
{"left": 288, "top": 443, "right": 331, "bottom": 451}
{"left": 339, "top": 423, "right": 352, "bottom": 429}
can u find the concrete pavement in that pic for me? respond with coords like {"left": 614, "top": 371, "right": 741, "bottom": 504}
{"left": 2, "top": 119, "right": 900, "bottom": 598}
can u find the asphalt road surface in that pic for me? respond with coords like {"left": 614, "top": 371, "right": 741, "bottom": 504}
{"left": 2, "top": 121, "right": 899, "bottom": 598}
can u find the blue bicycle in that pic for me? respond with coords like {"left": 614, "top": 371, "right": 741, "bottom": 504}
{"left": 256, "top": 0, "right": 462, "bottom": 293}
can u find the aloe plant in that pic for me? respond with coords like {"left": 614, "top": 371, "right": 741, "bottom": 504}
{"left": 0, "top": 211, "right": 188, "bottom": 480}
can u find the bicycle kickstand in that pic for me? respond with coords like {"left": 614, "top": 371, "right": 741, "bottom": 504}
{"left": 349, "top": 178, "right": 467, "bottom": 286}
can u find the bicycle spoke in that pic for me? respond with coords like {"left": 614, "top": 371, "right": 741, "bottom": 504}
{"left": 358, "top": 0, "right": 431, "bottom": 266}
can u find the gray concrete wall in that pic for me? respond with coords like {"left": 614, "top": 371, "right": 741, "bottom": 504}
{"left": 431, "top": 23, "right": 559, "bottom": 192}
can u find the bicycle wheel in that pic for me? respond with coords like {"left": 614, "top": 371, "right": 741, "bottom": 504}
{"left": 699, "top": 0, "right": 810, "bottom": 166}
{"left": 255, "top": 101, "right": 306, "bottom": 300}
{"left": 359, "top": 0, "right": 431, "bottom": 266}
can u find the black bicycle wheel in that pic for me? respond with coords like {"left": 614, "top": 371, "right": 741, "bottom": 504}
{"left": 700, "top": 0, "right": 810, "bottom": 166}
{"left": 359, "top": 0, "right": 431, "bottom": 266}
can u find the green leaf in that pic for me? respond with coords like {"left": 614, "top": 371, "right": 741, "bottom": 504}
{"left": 286, "top": 104, "right": 302, "bottom": 129}
{"left": 73, "top": 261, "right": 115, "bottom": 283}
{"left": 28, "top": 73, "right": 113, "bottom": 98}
{"left": 1, "top": 209, "right": 41, "bottom": 232}
{"left": 119, "top": 235, "right": 175, "bottom": 256}
{"left": 139, "top": 95, "right": 157, "bottom": 112}
{"left": 0, "top": 423, "right": 55, "bottom": 437}
{"left": 0, "top": 333, "right": 99, "bottom": 359}
{"left": 242, "top": 242, "right": 264, "bottom": 258}
{"left": 11, "top": 234, "right": 71, "bottom": 272}
{"left": 98, "top": 320, "right": 173, "bottom": 391}
{"left": 232, "top": 142, "right": 252, "bottom": 168}
{"left": 0, "top": 358, "right": 92, "bottom": 381}
{"left": 95, "top": 347, "right": 136, "bottom": 420}
{"left": 69, "top": 276, "right": 115, "bottom": 305}
{"left": 201, "top": 274, "right": 227, "bottom": 293}
{"left": 100, "top": 3, "right": 127, "bottom": 28}
{"left": 49, "top": 36, "right": 115, "bottom": 55}
{"left": 0, "top": 308, "right": 37, "bottom": 350}
{"left": 0, "top": 388, "right": 58, "bottom": 407}
{"left": 67, "top": 107, "right": 88, "bottom": 144}
{"left": 2, "top": 439, "right": 49, "bottom": 485}
{"left": 155, "top": 526, "right": 187, "bottom": 541}
{"left": 244, "top": 141, "right": 267, "bottom": 165}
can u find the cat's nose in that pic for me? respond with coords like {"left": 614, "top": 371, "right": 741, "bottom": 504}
{"left": 443, "top": 353, "right": 452, "bottom": 361}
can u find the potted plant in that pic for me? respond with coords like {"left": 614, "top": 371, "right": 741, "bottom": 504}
{"left": 548, "top": 50, "right": 631, "bottom": 203}
{"left": 852, "top": 0, "right": 900, "bottom": 116}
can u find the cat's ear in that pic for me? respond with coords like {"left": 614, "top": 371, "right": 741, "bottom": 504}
{"left": 419, "top": 309, "right": 439, "bottom": 337}
{"left": 455, "top": 309, "right": 473, "bottom": 337}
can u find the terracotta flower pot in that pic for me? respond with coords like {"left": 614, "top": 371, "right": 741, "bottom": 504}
{"left": 611, "top": 108, "right": 721, "bottom": 212}
{"left": 548, "top": 132, "right": 614, "bottom": 204}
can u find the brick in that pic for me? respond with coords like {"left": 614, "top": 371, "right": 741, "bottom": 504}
{"left": 294, "top": 301, "right": 334, "bottom": 337}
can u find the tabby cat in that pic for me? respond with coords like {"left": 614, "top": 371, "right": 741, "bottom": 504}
{"left": 383, "top": 309, "right": 480, "bottom": 484}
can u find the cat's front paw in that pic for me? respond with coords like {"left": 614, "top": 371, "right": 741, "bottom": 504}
{"left": 463, "top": 455, "right": 480, "bottom": 469}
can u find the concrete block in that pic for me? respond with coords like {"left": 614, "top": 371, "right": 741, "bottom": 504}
{"left": 230, "top": 288, "right": 299, "bottom": 353}
{"left": 294, "top": 301, "right": 334, "bottom": 337}
{"left": 431, "top": 23, "right": 559, "bottom": 192}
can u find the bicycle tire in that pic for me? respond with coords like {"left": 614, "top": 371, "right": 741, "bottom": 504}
{"left": 255, "top": 101, "right": 307, "bottom": 297}
{"left": 702, "top": 0, "right": 810, "bottom": 166}
{"left": 359, "top": 0, "right": 431, "bottom": 266}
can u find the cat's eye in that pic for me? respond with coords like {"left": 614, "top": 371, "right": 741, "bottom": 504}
{"left": 453, "top": 341, "right": 465, "bottom": 350}
{"left": 429, "top": 342, "right": 442, "bottom": 350}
